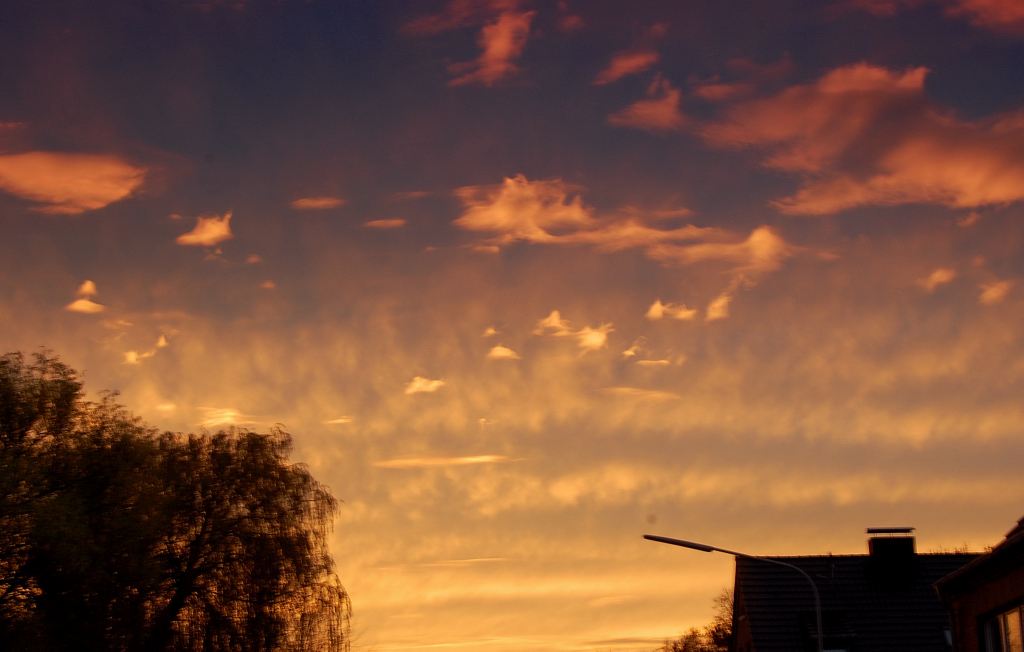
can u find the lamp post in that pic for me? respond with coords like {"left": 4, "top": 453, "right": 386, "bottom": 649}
{"left": 643, "top": 534, "right": 823, "bottom": 652}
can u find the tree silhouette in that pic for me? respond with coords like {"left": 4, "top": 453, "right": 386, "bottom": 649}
{"left": 657, "top": 589, "right": 732, "bottom": 652}
{"left": 0, "top": 351, "right": 350, "bottom": 652}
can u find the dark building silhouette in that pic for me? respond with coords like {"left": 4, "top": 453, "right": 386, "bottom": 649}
{"left": 730, "top": 529, "right": 978, "bottom": 652}
{"left": 935, "top": 515, "right": 1024, "bottom": 652}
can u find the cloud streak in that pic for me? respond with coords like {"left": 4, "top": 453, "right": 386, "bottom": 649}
{"left": 375, "top": 455, "right": 510, "bottom": 469}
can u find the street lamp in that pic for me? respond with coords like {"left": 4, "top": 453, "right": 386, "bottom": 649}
{"left": 643, "top": 534, "right": 823, "bottom": 652}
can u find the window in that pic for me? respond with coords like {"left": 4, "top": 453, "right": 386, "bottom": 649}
{"left": 985, "top": 606, "right": 1024, "bottom": 652}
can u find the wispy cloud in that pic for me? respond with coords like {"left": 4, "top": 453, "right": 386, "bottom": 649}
{"left": 644, "top": 300, "right": 697, "bottom": 320}
{"left": 291, "top": 196, "right": 346, "bottom": 210}
{"left": 375, "top": 455, "right": 510, "bottom": 469}
{"left": 533, "top": 311, "right": 613, "bottom": 352}
{"left": 0, "top": 152, "right": 145, "bottom": 214}
{"left": 405, "top": 0, "right": 534, "bottom": 87}
{"left": 124, "top": 335, "right": 170, "bottom": 364}
{"left": 593, "top": 50, "right": 660, "bottom": 85}
{"left": 607, "top": 76, "right": 687, "bottom": 132}
{"left": 405, "top": 376, "right": 446, "bottom": 394}
{"left": 176, "top": 211, "right": 234, "bottom": 246}
{"left": 325, "top": 416, "right": 353, "bottom": 424}
{"left": 365, "top": 218, "right": 406, "bottom": 229}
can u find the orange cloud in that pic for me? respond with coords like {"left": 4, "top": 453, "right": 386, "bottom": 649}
{"left": 705, "top": 292, "right": 732, "bottom": 321}
{"left": 644, "top": 300, "right": 697, "bottom": 321}
{"left": 487, "top": 344, "right": 521, "bottom": 359}
{"left": 454, "top": 176, "right": 798, "bottom": 315}
{"left": 607, "top": 76, "right": 686, "bottom": 132}
{"left": 646, "top": 225, "right": 794, "bottom": 275}
{"left": 534, "top": 310, "right": 574, "bottom": 336}
{"left": 454, "top": 175, "right": 716, "bottom": 254}
{"left": 65, "top": 279, "right": 105, "bottom": 313}
{"left": 532, "top": 311, "right": 613, "bottom": 353}
{"left": 76, "top": 280, "right": 98, "bottom": 297}
{"left": 593, "top": 50, "right": 660, "bottom": 85}
{"left": 701, "top": 63, "right": 1024, "bottom": 214}
{"left": 405, "top": 376, "right": 446, "bottom": 394}
{"left": 65, "top": 298, "right": 105, "bottom": 314}
{"left": 575, "top": 324, "right": 614, "bottom": 351}
{"left": 176, "top": 211, "right": 234, "bottom": 246}
{"left": 917, "top": 268, "right": 957, "bottom": 292}
{"left": 0, "top": 152, "right": 145, "bottom": 214}
{"left": 291, "top": 196, "right": 346, "bottom": 209}
{"left": 979, "top": 280, "right": 1012, "bottom": 304}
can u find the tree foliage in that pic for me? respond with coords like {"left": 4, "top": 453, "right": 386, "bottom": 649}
{"left": 657, "top": 589, "right": 732, "bottom": 652}
{"left": 0, "top": 351, "right": 350, "bottom": 652}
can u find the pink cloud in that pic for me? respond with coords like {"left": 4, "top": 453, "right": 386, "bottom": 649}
{"left": 0, "top": 152, "right": 145, "bottom": 214}
{"left": 448, "top": 9, "right": 534, "bottom": 86}
{"left": 607, "top": 76, "right": 687, "bottom": 132}
{"left": 404, "top": 1, "right": 533, "bottom": 86}
{"left": 593, "top": 50, "right": 660, "bottom": 85}
{"left": 365, "top": 219, "right": 406, "bottom": 229}
{"left": 700, "top": 63, "right": 1024, "bottom": 214}
{"left": 843, "top": 0, "right": 1024, "bottom": 34}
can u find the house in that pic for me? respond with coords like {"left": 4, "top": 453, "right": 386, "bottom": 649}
{"left": 729, "top": 528, "right": 978, "bottom": 652}
{"left": 934, "top": 515, "right": 1024, "bottom": 652}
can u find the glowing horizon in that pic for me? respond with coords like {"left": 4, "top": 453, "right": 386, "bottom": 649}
{"left": 2, "top": 1, "right": 1024, "bottom": 650}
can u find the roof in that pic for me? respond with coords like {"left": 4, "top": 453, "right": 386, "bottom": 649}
{"left": 935, "top": 515, "right": 1024, "bottom": 599}
{"left": 736, "top": 551, "right": 978, "bottom": 652}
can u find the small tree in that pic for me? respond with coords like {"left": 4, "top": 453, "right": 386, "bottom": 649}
{"left": 657, "top": 589, "right": 733, "bottom": 652}
{"left": 0, "top": 351, "right": 351, "bottom": 652}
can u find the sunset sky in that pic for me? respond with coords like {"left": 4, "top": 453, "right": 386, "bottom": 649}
{"left": 3, "top": 0, "right": 1024, "bottom": 649}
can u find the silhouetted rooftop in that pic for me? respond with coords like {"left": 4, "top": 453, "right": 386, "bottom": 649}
{"left": 736, "top": 550, "right": 978, "bottom": 652}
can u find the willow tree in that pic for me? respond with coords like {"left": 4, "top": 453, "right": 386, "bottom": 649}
{"left": 0, "top": 352, "right": 350, "bottom": 652}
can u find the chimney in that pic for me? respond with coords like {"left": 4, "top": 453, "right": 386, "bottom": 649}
{"left": 867, "top": 527, "right": 917, "bottom": 584}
